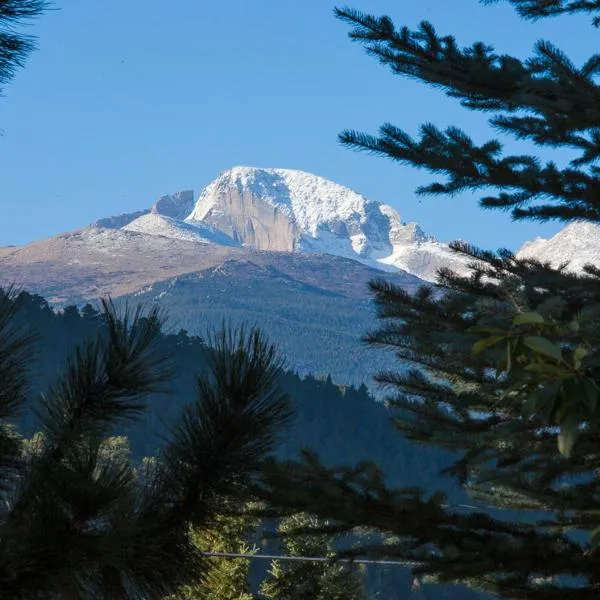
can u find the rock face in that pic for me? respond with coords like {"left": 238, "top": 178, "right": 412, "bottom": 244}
{"left": 517, "top": 221, "right": 600, "bottom": 273}
{"left": 186, "top": 169, "right": 300, "bottom": 251}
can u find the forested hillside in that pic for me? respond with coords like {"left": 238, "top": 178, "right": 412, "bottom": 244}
{"left": 10, "top": 289, "right": 482, "bottom": 599}
{"left": 14, "top": 290, "right": 448, "bottom": 489}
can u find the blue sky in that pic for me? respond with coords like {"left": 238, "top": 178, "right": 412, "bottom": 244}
{"left": 0, "top": 0, "right": 594, "bottom": 248}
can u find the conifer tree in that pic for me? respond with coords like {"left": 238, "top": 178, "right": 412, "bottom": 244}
{"left": 258, "top": 513, "right": 365, "bottom": 600}
{"left": 168, "top": 506, "right": 257, "bottom": 600}
{"left": 254, "top": 2, "right": 600, "bottom": 598}
{"left": 0, "top": 289, "right": 291, "bottom": 599}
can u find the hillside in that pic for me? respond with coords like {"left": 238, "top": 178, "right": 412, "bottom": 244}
{"left": 11, "top": 290, "right": 480, "bottom": 600}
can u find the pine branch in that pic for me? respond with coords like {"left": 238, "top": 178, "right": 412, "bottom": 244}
{"left": 0, "top": 301, "right": 176, "bottom": 599}
{"left": 255, "top": 452, "right": 596, "bottom": 599}
{"left": 0, "top": 0, "right": 49, "bottom": 90}
{"left": 334, "top": 6, "right": 600, "bottom": 222}
{"left": 36, "top": 299, "right": 171, "bottom": 454}
{"left": 334, "top": 8, "right": 600, "bottom": 130}
{"left": 0, "top": 288, "right": 36, "bottom": 491}
{"left": 158, "top": 326, "right": 293, "bottom": 526}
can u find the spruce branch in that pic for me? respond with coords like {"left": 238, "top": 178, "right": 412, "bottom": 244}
{"left": 483, "top": 0, "right": 600, "bottom": 24}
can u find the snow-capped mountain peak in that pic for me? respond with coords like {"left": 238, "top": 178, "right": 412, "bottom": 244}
{"left": 187, "top": 166, "right": 379, "bottom": 233}
{"left": 87, "top": 167, "right": 470, "bottom": 282}
{"left": 184, "top": 166, "right": 467, "bottom": 280}
{"left": 517, "top": 221, "right": 600, "bottom": 271}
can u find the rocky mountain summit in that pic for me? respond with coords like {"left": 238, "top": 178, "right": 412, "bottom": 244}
{"left": 88, "top": 166, "right": 470, "bottom": 282}
{"left": 3, "top": 167, "right": 598, "bottom": 303}
{"left": 186, "top": 167, "right": 468, "bottom": 281}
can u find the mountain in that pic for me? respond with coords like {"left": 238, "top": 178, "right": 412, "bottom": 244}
{"left": 0, "top": 166, "right": 471, "bottom": 385}
{"left": 517, "top": 221, "right": 600, "bottom": 272}
{"left": 186, "top": 166, "right": 468, "bottom": 281}
{"left": 0, "top": 225, "right": 422, "bottom": 386}
{"left": 0, "top": 227, "right": 240, "bottom": 304}
{"left": 126, "top": 257, "right": 420, "bottom": 387}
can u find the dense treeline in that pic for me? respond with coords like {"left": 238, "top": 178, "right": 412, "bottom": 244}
{"left": 14, "top": 290, "right": 450, "bottom": 491}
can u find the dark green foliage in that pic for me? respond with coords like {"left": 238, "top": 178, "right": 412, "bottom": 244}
{"left": 248, "top": 3, "right": 600, "bottom": 599}
{"left": 484, "top": 0, "right": 600, "bottom": 23}
{"left": 259, "top": 513, "right": 366, "bottom": 600}
{"left": 6, "top": 289, "right": 471, "bottom": 600}
{"left": 335, "top": 5, "right": 600, "bottom": 222}
{"left": 0, "top": 289, "right": 291, "bottom": 599}
{"left": 0, "top": 288, "right": 35, "bottom": 488}
{"left": 0, "top": 0, "right": 48, "bottom": 96}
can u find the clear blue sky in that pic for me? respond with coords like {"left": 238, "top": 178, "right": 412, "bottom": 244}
{"left": 0, "top": 0, "right": 594, "bottom": 248}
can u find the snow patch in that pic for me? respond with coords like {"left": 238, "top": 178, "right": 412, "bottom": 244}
{"left": 124, "top": 213, "right": 239, "bottom": 246}
{"left": 517, "top": 221, "right": 600, "bottom": 272}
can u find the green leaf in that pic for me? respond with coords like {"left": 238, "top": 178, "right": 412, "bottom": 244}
{"left": 558, "top": 415, "right": 579, "bottom": 458}
{"left": 513, "top": 312, "right": 544, "bottom": 326}
{"left": 523, "top": 390, "right": 548, "bottom": 417}
{"left": 524, "top": 362, "right": 560, "bottom": 374}
{"left": 472, "top": 335, "right": 505, "bottom": 355}
{"left": 523, "top": 336, "right": 562, "bottom": 362}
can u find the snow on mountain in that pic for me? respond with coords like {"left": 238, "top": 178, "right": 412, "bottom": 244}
{"left": 150, "top": 190, "right": 195, "bottom": 220}
{"left": 517, "top": 221, "right": 600, "bottom": 272}
{"left": 185, "top": 166, "right": 469, "bottom": 281}
{"left": 123, "top": 213, "right": 239, "bottom": 247}
{"left": 84, "top": 167, "right": 470, "bottom": 282}
{"left": 92, "top": 209, "right": 150, "bottom": 229}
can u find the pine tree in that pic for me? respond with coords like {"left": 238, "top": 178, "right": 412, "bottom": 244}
{"left": 167, "top": 505, "right": 257, "bottom": 600}
{"left": 258, "top": 513, "right": 365, "bottom": 600}
{"left": 1, "top": 1, "right": 48, "bottom": 98}
{"left": 0, "top": 289, "right": 291, "bottom": 599}
{"left": 253, "top": 3, "right": 600, "bottom": 599}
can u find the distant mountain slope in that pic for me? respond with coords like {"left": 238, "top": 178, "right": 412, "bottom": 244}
{"left": 0, "top": 224, "right": 422, "bottom": 386}
{"left": 0, "top": 227, "right": 239, "bottom": 303}
{"left": 517, "top": 221, "right": 600, "bottom": 272}
{"left": 127, "top": 258, "right": 421, "bottom": 387}
{"left": 0, "top": 224, "right": 422, "bottom": 303}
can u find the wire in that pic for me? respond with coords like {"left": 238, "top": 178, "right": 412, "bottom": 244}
{"left": 200, "top": 503, "right": 546, "bottom": 568}
{"left": 201, "top": 551, "right": 422, "bottom": 568}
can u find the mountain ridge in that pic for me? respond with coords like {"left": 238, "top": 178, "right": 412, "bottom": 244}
{"left": 1, "top": 166, "right": 597, "bottom": 387}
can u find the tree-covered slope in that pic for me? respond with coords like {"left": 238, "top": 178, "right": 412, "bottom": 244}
{"left": 10, "top": 290, "right": 482, "bottom": 599}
